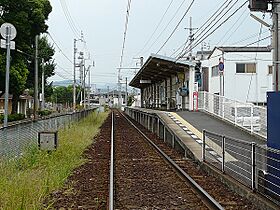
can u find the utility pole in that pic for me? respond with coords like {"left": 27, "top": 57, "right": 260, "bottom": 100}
{"left": 41, "top": 58, "right": 45, "bottom": 110}
{"left": 1, "top": 23, "right": 16, "bottom": 127}
{"left": 34, "top": 35, "right": 39, "bottom": 117}
{"left": 73, "top": 39, "right": 77, "bottom": 111}
{"left": 273, "top": 1, "right": 280, "bottom": 91}
{"left": 184, "top": 17, "right": 198, "bottom": 59}
{"left": 125, "top": 77, "right": 128, "bottom": 106}
{"left": 83, "top": 62, "right": 86, "bottom": 109}
{"left": 87, "top": 65, "right": 91, "bottom": 108}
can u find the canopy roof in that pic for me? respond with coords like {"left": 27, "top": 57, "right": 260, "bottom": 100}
{"left": 129, "top": 54, "right": 194, "bottom": 88}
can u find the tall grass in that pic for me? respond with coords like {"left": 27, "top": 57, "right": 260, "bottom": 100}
{"left": 0, "top": 111, "right": 108, "bottom": 210}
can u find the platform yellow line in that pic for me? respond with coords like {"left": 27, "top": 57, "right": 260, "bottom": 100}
{"left": 169, "top": 112, "right": 203, "bottom": 139}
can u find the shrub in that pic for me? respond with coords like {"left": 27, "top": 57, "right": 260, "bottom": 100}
{"left": 38, "top": 110, "right": 52, "bottom": 117}
{"left": 0, "top": 113, "right": 25, "bottom": 123}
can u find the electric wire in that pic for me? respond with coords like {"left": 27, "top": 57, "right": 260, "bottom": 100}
{"left": 170, "top": 0, "right": 233, "bottom": 57}
{"left": 59, "top": 0, "right": 80, "bottom": 37}
{"left": 136, "top": 0, "right": 174, "bottom": 56}
{"left": 177, "top": 0, "right": 241, "bottom": 59}
{"left": 246, "top": 23, "right": 263, "bottom": 102}
{"left": 47, "top": 32, "right": 74, "bottom": 65}
{"left": 216, "top": 7, "right": 248, "bottom": 46}
{"left": 119, "top": 0, "right": 132, "bottom": 68}
{"left": 175, "top": 0, "right": 237, "bottom": 58}
{"left": 143, "top": 0, "right": 188, "bottom": 54}
{"left": 156, "top": 0, "right": 195, "bottom": 54}
{"left": 177, "top": 0, "right": 248, "bottom": 60}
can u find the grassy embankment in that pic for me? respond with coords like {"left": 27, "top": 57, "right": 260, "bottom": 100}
{"left": 0, "top": 111, "right": 109, "bottom": 210}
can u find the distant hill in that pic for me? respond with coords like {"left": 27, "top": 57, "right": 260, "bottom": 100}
{"left": 52, "top": 80, "right": 73, "bottom": 87}
{"left": 52, "top": 80, "right": 134, "bottom": 93}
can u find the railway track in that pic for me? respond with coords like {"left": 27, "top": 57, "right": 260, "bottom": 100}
{"left": 109, "top": 110, "right": 225, "bottom": 210}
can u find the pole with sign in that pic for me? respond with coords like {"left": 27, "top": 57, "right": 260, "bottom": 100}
{"left": 0, "top": 23, "right": 17, "bottom": 127}
{"left": 219, "top": 57, "right": 224, "bottom": 96}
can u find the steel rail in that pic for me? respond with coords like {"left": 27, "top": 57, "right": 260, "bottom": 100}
{"left": 109, "top": 112, "right": 114, "bottom": 210}
{"left": 119, "top": 110, "right": 224, "bottom": 210}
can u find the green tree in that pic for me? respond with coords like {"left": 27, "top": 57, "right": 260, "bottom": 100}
{"left": 0, "top": 0, "right": 52, "bottom": 113}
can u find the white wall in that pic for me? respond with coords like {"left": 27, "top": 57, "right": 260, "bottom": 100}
{"left": 208, "top": 48, "right": 273, "bottom": 103}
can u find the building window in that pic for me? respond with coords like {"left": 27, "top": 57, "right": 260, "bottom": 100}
{"left": 211, "top": 65, "right": 219, "bottom": 77}
{"left": 236, "top": 63, "right": 256, "bottom": 73}
{"left": 268, "top": 65, "right": 273, "bottom": 74}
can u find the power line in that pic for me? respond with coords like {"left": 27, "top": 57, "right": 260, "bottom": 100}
{"left": 170, "top": 0, "right": 232, "bottom": 57}
{"left": 216, "top": 7, "right": 248, "bottom": 46}
{"left": 59, "top": 0, "right": 80, "bottom": 37}
{"left": 156, "top": 0, "right": 195, "bottom": 54}
{"left": 143, "top": 0, "right": 188, "bottom": 54}
{"left": 47, "top": 32, "right": 74, "bottom": 65}
{"left": 179, "top": 0, "right": 240, "bottom": 58}
{"left": 177, "top": 0, "right": 248, "bottom": 60}
{"left": 119, "top": 0, "right": 132, "bottom": 68}
{"left": 230, "top": 29, "right": 270, "bottom": 45}
{"left": 136, "top": 0, "right": 174, "bottom": 55}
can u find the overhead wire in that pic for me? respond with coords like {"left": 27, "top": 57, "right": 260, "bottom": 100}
{"left": 170, "top": 0, "right": 232, "bottom": 57}
{"left": 143, "top": 0, "right": 188, "bottom": 54}
{"left": 177, "top": 0, "right": 241, "bottom": 58}
{"left": 177, "top": 0, "right": 248, "bottom": 60}
{"left": 119, "top": 0, "right": 132, "bottom": 68}
{"left": 59, "top": 0, "right": 80, "bottom": 37}
{"left": 136, "top": 0, "right": 174, "bottom": 56}
{"left": 47, "top": 32, "right": 74, "bottom": 65}
{"left": 216, "top": 7, "right": 248, "bottom": 46}
{"left": 156, "top": 0, "right": 195, "bottom": 54}
{"left": 246, "top": 23, "right": 264, "bottom": 102}
{"left": 175, "top": 0, "right": 237, "bottom": 58}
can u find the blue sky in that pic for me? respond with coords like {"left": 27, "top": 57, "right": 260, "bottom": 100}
{"left": 47, "top": 0, "right": 271, "bottom": 89}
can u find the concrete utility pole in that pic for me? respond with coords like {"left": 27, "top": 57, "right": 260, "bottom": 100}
{"left": 3, "top": 26, "right": 11, "bottom": 127}
{"left": 185, "top": 17, "right": 198, "bottom": 59}
{"left": 87, "top": 65, "right": 91, "bottom": 108}
{"left": 34, "top": 35, "right": 39, "bottom": 117}
{"left": 73, "top": 39, "right": 77, "bottom": 111}
{"left": 273, "top": 1, "right": 280, "bottom": 91}
{"left": 125, "top": 77, "right": 128, "bottom": 106}
{"left": 41, "top": 58, "right": 45, "bottom": 110}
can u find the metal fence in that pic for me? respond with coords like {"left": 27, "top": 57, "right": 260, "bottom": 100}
{"left": 203, "top": 130, "right": 280, "bottom": 205}
{"left": 198, "top": 91, "right": 267, "bottom": 139}
{"left": 0, "top": 109, "right": 93, "bottom": 159}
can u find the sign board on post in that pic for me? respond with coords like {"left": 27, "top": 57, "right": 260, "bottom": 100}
{"left": 193, "top": 82, "right": 199, "bottom": 112}
{"left": 38, "top": 131, "right": 58, "bottom": 151}
{"left": 1, "top": 39, "right": 15, "bottom": 49}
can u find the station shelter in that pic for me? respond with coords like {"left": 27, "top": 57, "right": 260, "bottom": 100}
{"left": 129, "top": 54, "right": 196, "bottom": 111}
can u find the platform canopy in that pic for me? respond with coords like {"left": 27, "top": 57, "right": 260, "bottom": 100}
{"left": 129, "top": 54, "right": 194, "bottom": 88}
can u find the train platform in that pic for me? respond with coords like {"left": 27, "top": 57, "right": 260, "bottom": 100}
{"left": 126, "top": 107, "right": 266, "bottom": 161}
{"left": 174, "top": 110, "right": 266, "bottom": 145}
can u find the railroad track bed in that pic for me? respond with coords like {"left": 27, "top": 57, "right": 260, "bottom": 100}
{"left": 114, "top": 111, "right": 208, "bottom": 209}
{"left": 45, "top": 110, "right": 259, "bottom": 209}
{"left": 45, "top": 114, "right": 112, "bottom": 209}
{"left": 128, "top": 115, "right": 258, "bottom": 210}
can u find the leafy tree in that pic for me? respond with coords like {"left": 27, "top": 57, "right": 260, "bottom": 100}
{"left": 51, "top": 86, "right": 82, "bottom": 107}
{"left": 0, "top": 0, "right": 53, "bottom": 113}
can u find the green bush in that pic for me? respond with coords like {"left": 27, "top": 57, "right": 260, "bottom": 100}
{"left": 0, "top": 113, "right": 25, "bottom": 123}
{"left": 38, "top": 110, "right": 52, "bottom": 117}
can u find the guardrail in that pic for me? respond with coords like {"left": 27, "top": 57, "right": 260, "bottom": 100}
{"left": 203, "top": 130, "right": 280, "bottom": 205}
{"left": 0, "top": 109, "right": 95, "bottom": 159}
{"left": 198, "top": 91, "right": 267, "bottom": 139}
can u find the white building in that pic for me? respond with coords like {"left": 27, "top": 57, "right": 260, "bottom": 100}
{"left": 203, "top": 46, "right": 273, "bottom": 104}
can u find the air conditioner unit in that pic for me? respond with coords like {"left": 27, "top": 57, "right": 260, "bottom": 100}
{"left": 249, "top": 0, "right": 268, "bottom": 12}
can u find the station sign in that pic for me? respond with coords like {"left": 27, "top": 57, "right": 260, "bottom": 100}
{"left": 140, "top": 80, "right": 151, "bottom": 84}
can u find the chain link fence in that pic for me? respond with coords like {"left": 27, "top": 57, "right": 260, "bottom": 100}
{"left": 198, "top": 91, "right": 267, "bottom": 139}
{"left": 0, "top": 109, "right": 94, "bottom": 159}
{"left": 203, "top": 130, "right": 280, "bottom": 205}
